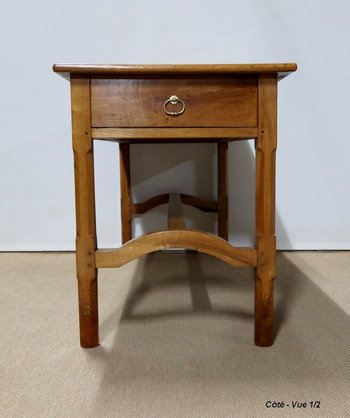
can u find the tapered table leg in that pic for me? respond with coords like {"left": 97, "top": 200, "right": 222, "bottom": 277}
{"left": 71, "top": 76, "right": 99, "bottom": 348}
{"left": 254, "top": 75, "right": 277, "bottom": 347}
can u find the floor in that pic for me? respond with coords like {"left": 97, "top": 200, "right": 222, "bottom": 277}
{"left": 1, "top": 251, "right": 349, "bottom": 417}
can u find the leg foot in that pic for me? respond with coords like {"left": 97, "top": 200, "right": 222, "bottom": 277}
{"left": 78, "top": 277, "right": 99, "bottom": 348}
{"left": 254, "top": 274, "right": 274, "bottom": 347}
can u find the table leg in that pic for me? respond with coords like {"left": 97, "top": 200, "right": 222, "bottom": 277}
{"left": 71, "top": 76, "right": 99, "bottom": 348}
{"left": 217, "top": 142, "right": 228, "bottom": 240}
{"left": 255, "top": 76, "right": 277, "bottom": 347}
{"left": 119, "top": 143, "right": 132, "bottom": 243}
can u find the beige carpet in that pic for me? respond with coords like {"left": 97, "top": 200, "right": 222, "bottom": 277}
{"left": 1, "top": 251, "right": 350, "bottom": 417}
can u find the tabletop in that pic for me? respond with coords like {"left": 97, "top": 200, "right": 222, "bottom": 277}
{"left": 53, "top": 63, "right": 297, "bottom": 80}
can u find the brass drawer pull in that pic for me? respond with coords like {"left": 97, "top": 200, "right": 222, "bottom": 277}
{"left": 163, "top": 95, "right": 186, "bottom": 116}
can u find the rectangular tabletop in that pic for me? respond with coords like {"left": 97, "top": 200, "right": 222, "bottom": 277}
{"left": 53, "top": 63, "right": 297, "bottom": 80}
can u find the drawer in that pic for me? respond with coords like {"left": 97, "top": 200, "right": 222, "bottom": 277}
{"left": 90, "top": 78, "right": 257, "bottom": 128}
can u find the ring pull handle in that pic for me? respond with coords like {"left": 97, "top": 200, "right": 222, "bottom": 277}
{"left": 163, "top": 95, "right": 186, "bottom": 116}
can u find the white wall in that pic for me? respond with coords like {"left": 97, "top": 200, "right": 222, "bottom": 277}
{"left": 0, "top": 0, "right": 349, "bottom": 250}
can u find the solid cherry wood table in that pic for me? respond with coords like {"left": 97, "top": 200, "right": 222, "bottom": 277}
{"left": 53, "top": 63, "right": 297, "bottom": 348}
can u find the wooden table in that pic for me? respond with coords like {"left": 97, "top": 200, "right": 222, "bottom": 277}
{"left": 53, "top": 63, "right": 297, "bottom": 348}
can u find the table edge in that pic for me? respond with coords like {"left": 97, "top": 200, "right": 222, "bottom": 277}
{"left": 53, "top": 63, "right": 297, "bottom": 80}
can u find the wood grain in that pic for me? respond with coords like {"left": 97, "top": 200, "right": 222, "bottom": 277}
{"left": 217, "top": 143, "right": 228, "bottom": 239}
{"left": 119, "top": 143, "right": 132, "bottom": 243}
{"left": 91, "top": 127, "right": 259, "bottom": 141}
{"left": 70, "top": 75, "right": 99, "bottom": 348}
{"left": 53, "top": 63, "right": 297, "bottom": 80}
{"left": 95, "top": 230, "right": 257, "bottom": 268}
{"left": 132, "top": 193, "right": 217, "bottom": 214}
{"left": 91, "top": 78, "right": 257, "bottom": 128}
{"left": 168, "top": 194, "right": 185, "bottom": 230}
{"left": 180, "top": 194, "right": 217, "bottom": 213}
{"left": 54, "top": 63, "right": 297, "bottom": 348}
{"left": 254, "top": 75, "right": 278, "bottom": 347}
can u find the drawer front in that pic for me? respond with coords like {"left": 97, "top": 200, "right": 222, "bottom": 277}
{"left": 91, "top": 78, "right": 257, "bottom": 128}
